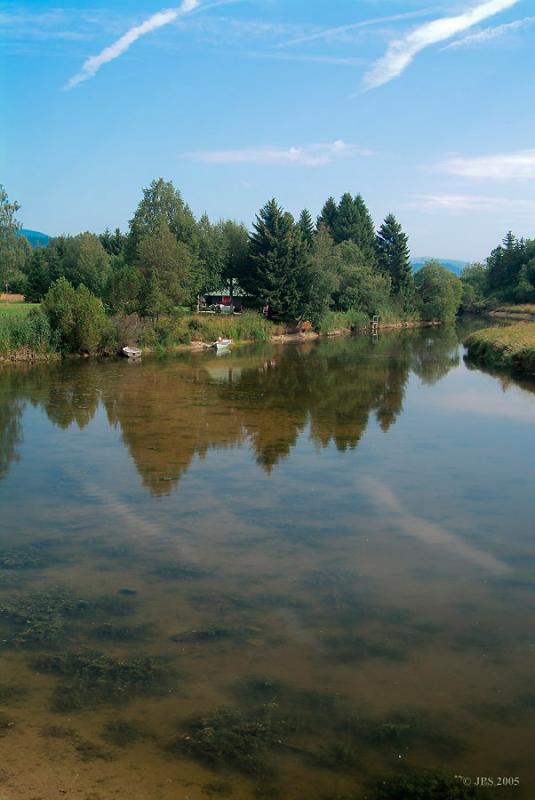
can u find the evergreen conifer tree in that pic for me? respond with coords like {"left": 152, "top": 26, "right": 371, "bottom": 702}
{"left": 376, "top": 213, "right": 412, "bottom": 294}
{"left": 316, "top": 197, "right": 338, "bottom": 236}
{"left": 298, "top": 209, "right": 314, "bottom": 247}
{"left": 333, "top": 193, "right": 360, "bottom": 244}
{"left": 353, "top": 194, "right": 377, "bottom": 266}
{"left": 243, "top": 199, "right": 311, "bottom": 320}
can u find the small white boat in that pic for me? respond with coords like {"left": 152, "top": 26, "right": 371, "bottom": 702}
{"left": 212, "top": 337, "right": 232, "bottom": 351}
{"left": 122, "top": 346, "right": 142, "bottom": 359}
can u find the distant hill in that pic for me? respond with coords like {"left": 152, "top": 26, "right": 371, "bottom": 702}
{"left": 411, "top": 257, "right": 469, "bottom": 276}
{"left": 17, "top": 228, "right": 49, "bottom": 248}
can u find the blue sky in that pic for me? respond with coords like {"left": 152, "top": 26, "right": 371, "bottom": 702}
{"left": 1, "top": 0, "right": 534, "bottom": 259}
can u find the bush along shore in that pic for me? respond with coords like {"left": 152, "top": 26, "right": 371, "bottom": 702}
{"left": 465, "top": 322, "right": 535, "bottom": 375}
{"left": 1, "top": 179, "right": 465, "bottom": 361}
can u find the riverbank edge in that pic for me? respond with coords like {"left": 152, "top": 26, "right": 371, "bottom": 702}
{"left": 0, "top": 318, "right": 442, "bottom": 363}
{"left": 464, "top": 322, "right": 535, "bottom": 375}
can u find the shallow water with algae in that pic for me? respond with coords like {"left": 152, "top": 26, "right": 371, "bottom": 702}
{"left": 0, "top": 322, "right": 534, "bottom": 799}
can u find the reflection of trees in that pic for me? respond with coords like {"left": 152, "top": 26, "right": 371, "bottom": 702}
{"left": 410, "top": 325, "right": 460, "bottom": 385}
{"left": 40, "top": 363, "right": 100, "bottom": 429}
{"left": 0, "top": 328, "right": 467, "bottom": 490}
{"left": 0, "top": 387, "right": 23, "bottom": 480}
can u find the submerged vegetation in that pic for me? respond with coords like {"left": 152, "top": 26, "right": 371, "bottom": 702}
{"left": 32, "top": 650, "right": 174, "bottom": 711}
{"left": 465, "top": 322, "right": 535, "bottom": 374}
{"left": 167, "top": 704, "right": 285, "bottom": 776}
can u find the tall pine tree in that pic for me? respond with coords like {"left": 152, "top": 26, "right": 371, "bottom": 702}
{"left": 333, "top": 193, "right": 360, "bottom": 244}
{"left": 298, "top": 209, "right": 314, "bottom": 248}
{"left": 316, "top": 197, "right": 338, "bottom": 236}
{"left": 243, "top": 199, "right": 311, "bottom": 320}
{"left": 376, "top": 213, "right": 412, "bottom": 294}
{"left": 353, "top": 194, "right": 377, "bottom": 267}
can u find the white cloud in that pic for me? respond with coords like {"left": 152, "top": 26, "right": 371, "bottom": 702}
{"left": 439, "top": 149, "right": 535, "bottom": 179}
{"left": 444, "top": 16, "right": 535, "bottom": 49}
{"left": 65, "top": 0, "right": 200, "bottom": 90}
{"left": 408, "top": 193, "right": 535, "bottom": 211}
{"left": 278, "top": 9, "right": 440, "bottom": 48}
{"left": 181, "top": 140, "right": 373, "bottom": 167}
{"left": 363, "top": 0, "right": 521, "bottom": 90}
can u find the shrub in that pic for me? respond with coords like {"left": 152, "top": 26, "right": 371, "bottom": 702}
{"left": 43, "top": 278, "right": 109, "bottom": 354}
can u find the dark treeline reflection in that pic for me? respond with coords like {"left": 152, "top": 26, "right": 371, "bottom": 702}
{"left": 0, "top": 326, "right": 477, "bottom": 493}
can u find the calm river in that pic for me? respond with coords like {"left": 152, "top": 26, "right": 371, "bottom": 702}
{"left": 0, "top": 322, "right": 534, "bottom": 800}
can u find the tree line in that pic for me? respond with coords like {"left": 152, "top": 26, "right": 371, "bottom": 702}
{"left": 1, "top": 180, "right": 465, "bottom": 354}
{"left": 461, "top": 231, "right": 535, "bottom": 309}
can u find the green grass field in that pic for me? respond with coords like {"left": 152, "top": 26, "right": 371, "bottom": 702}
{"left": 0, "top": 302, "right": 41, "bottom": 318}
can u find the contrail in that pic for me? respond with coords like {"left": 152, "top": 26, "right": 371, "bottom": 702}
{"left": 65, "top": 0, "right": 200, "bottom": 90}
{"left": 363, "top": 0, "right": 521, "bottom": 90}
{"left": 360, "top": 476, "right": 511, "bottom": 575}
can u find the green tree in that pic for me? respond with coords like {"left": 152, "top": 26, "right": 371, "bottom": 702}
{"left": 316, "top": 197, "right": 338, "bottom": 236}
{"left": 353, "top": 194, "right": 377, "bottom": 267}
{"left": 0, "top": 185, "right": 30, "bottom": 293}
{"left": 61, "top": 233, "right": 111, "bottom": 297}
{"left": 460, "top": 263, "right": 488, "bottom": 309}
{"left": 127, "top": 178, "right": 198, "bottom": 261}
{"left": 220, "top": 220, "right": 249, "bottom": 298}
{"left": 335, "top": 241, "right": 391, "bottom": 313}
{"left": 306, "top": 228, "right": 340, "bottom": 322}
{"left": 25, "top": 247, "right": 51, "bottom": 302}
{"left": 136, "top": 220, "right": 193, "bottom": 311}
{"left": 376, "top": 213, "right": 412, "bottom": 294}
{"left": 99, "top": 228, "right": 126, "bottom": 257}
{"left": 333, "top": 193, "right": 360, "bottom": 244}
{"left": 197, "top": 213, "right": 225, "bottom": 294}
{"left": 105, "top": 265, "right": 145, "bottom": 314}
{"left": 243, "top": 199, "right": 311, "bottom": 321}
{"left": 298, "top": 209, "right": 314, "bottom": 248}
{"left": 414, "top": 261, "right": 462, "bottom": 322}
{"left": 43, "top": 278, "right": 109, "bottom": 354}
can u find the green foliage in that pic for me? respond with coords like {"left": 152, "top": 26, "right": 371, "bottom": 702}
{"left": 43, "top": 277, "right": 110, "bottom": 354}
{"left": 316, "top": 196, "right": 338, "bottom": 236}
{"left": 332, "top": 194, "right": 377, "bottom": 267}
{"left": 139, "top": 310, "right": 278, "bottom": 349}
{"left": 105, "top": 264, "right": 145, "bottom": 314}
{"left": 60, "top": 233, "right": 111, "bottom": 296}
{"left": 376, "top": 213, "right": 412, "bottom": 297}
{"left": 0, "top": 307, "right": 53, "bottom": 355}
{"left": 0, "top": 185, "right": 31, "bottom": 292}
{"left": 298, "top": 209, "right": 314, "bottom": 247}
{"left": 335, "top": 242, "right": 391, "bottom": 314}
{"left": 316, "top": 310, "right": 368, "bottom": 334}
{"left": 353, "top": 194, "right": 377, "bottom": 267}
{"left": 243, "top": 199, "right": 312, "bottom": 321}
{"left": 333, "top": 193, "right": 360, "bottom": 245}
{"left": 460, "top": 262, "right": 488, "bottom": 310}
{"left": 414, "top": 261, "right": 462, "bottom": 321}
{"left": 136, "top": 221, "right": 193, "bottom": 312}
{"left": 25, "top": 247, "right": 51, "bottom": 302}
{"left": 99, "top": 227, "right": 127, "bottom": 257}
{"left": 127, "top": 177, "right": 198, "bottom": 259}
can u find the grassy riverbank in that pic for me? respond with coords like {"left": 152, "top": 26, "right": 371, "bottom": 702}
{"left": 465, "top": 322, "right": 535, "bottom": 374}
{"left": 1, "top": 300, "right": 436, "bottom": 362}
{"left": 0, "top": 305, "right": 56, "bottom": 361}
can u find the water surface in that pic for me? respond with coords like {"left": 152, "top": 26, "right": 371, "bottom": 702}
{"left": 1, "top": 324, "right": 534, "bottom": 799}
